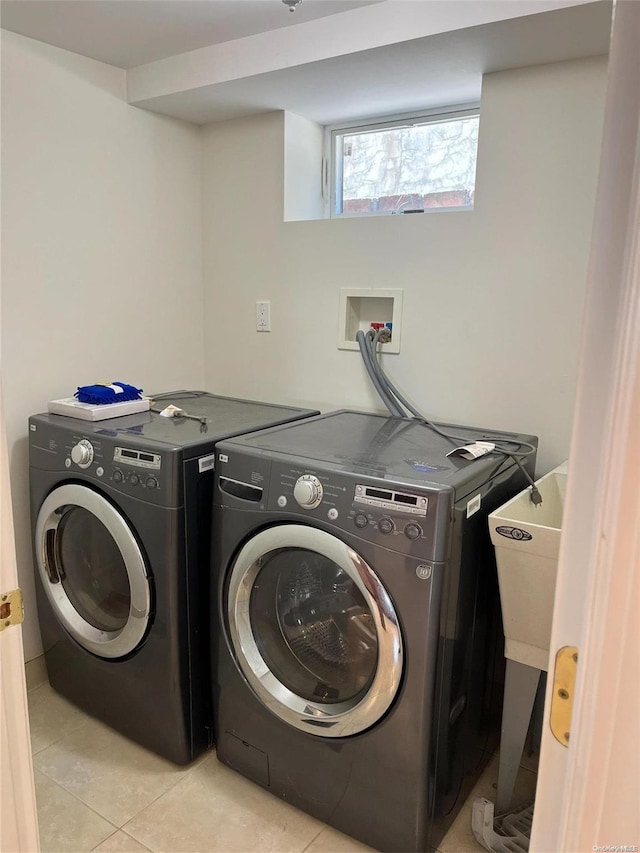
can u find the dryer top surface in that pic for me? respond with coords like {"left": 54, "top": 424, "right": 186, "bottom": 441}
{"left": 218, "top": 410, "right": 537, "bottom": 492}
{"left": 31, "top": 391, "right": 319, "bottom": 457}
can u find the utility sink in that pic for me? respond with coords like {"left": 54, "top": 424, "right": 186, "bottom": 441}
{"left": 489, "top": 462, "right": 567, "bottom": 671}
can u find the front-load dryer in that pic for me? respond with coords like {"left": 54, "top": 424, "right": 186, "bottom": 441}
{"left": 29, "top": 391, "right": 318, "bottom": 764}
{"left": 211, "top": 411, "right": 537, "bottom": 851}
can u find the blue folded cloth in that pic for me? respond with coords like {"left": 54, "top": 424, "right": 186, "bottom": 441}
{"left": 75, "top": 382, "right": 143, "bottom": 405}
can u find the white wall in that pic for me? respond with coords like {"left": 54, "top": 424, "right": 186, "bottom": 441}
{"left": 1, "top": 32, "right": 205, "bottom": 661}
{"left": 202, "top": 57, "right": 607, "bottom": 477}
{"left": 283, "top": 112, "right": 325, "bottom": 221}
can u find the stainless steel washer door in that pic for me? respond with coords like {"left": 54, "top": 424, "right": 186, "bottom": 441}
{"left": 35, "top": 484, "right": 151, "bottom": 659}
{"left": 227, "top": 524, "right": 403, "bottom": 737}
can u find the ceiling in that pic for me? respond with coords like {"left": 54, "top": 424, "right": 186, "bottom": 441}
{"left": 0, "top": 1, "right": 382, "bottom": 69}
{"left": 0, "top": 0, "right": 612, "bottom": 126}
{"left": 133, "top": 3, "right": 614, "bottom": 126}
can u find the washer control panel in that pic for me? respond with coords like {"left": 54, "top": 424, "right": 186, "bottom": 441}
{"left": 114, "top": 447, "right": 161, "bottom": 470}
{"left": 270, "top": 463, "right": 442, "bottom": 560}
{"left": 354, "top": 483, "right": 427, "bottom": 516}
{"left": 213, "top": 448, "right": 450, "bottom": 562}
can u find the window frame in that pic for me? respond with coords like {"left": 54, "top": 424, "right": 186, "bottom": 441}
{"left": 325, "top": 103, "right": 480, "bottom": 219}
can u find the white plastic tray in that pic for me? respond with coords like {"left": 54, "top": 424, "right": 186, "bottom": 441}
{"left": 48, "top": 397, "right": 151, "bottom": 421}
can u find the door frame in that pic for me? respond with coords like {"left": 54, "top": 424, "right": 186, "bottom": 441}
{"left": 1, "top": 387, "right": 40, "bottom": 853}
{"left": 531, "top": 1, "right": 640, "bottom": 849}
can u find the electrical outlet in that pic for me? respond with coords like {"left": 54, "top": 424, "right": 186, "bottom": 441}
{"left": 256, "top": 300, "right": 271, "bottom": 332}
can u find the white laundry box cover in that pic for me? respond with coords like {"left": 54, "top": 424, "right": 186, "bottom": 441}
{"left": 489, "top": 462, "right": 567, "bottom": 671}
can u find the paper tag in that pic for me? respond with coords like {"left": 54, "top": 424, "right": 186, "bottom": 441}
{"left": 159, "top": 404, "right": 184, "bottom": 418}
{"left": 467, "top": 494, "right": 482, "bottom": 518}
{"left": 109, "top": 384, "right": 124, "bottom": 395}
{"left": 446, "top": 441, "right": 495, "bottom": 461}
{"left": 198, "top": 453, "right": 216, "bottom": 473}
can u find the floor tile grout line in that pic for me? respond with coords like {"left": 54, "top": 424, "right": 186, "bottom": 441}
{"left": 120, "top": 827, "right": 153, "bottom": 853}
{"left": 32, "top": 711, "right": 213, "bottom": 831}
{"left": 31, "top": 716, "right": 94, "bottom": 758}
{"left": 37, "top": 758, "right": 185, "bottom": 833}
{"left": 118, "top": 752, "right": 217, "bottom": 835}
{"left": 29, "top": 684, "right": 97, "bottom": 756}
{"left": 88, "top": 826, "right": 153, "bottom": 853}
{"left": 299, "top": 824, "right": 327, "bottom": 853}
{"left": 88, "top": 826, "right": 121, "bottom": 852}
{"left": 34, "top": 767, "right": 126, "bottom": 832}
{"left": 34, "top": 771, "right": 122, "bottom": 853}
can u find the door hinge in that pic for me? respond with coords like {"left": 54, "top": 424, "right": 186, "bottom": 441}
{"left": 550, "top": 645, "right": 578, "bottom": 747}
{"left": 0, "top": 588, "right": 24, "bottom": 632}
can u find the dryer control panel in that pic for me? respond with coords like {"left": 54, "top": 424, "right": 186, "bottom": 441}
{"left": 28, "top": 417, "right": 179, "bottom": 507}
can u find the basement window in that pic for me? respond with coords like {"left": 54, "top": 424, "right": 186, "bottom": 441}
{"left": 329, "top": 107, "right": 480, "bottom": 217}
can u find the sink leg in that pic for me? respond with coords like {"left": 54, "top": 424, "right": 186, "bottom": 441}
{"left": 496, "top": 659, "right": 542, "bottom": 814}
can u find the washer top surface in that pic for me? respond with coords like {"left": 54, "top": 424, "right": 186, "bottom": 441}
{"left": 219, "top": 410, "right": 537, "bottom": 491}
{"left": 32, "top": 391, "right": 319, "bottom": 455}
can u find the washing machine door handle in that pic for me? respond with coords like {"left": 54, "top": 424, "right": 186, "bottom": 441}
{"left": 35, "top": 483, "right": 151, "bottom": 659}
{"left": 227, "top": 523, "right": 404, "bottom": 738}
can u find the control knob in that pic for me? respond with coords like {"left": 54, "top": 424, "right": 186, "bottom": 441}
{"left": 293, "top": 475, "right": 323, "bottom": 510}
{"left": 70, "top": 440, "right": 94, "bottom": 469}
{"left": 404, "top": 522, "right": 423, "bottom": 541}
{"left": 378, "top": 517, "right": 395, "bottom": 535}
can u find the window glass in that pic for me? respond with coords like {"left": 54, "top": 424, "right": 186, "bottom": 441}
{"left": 333, "top": 111, "right": 479, "bottom": 216}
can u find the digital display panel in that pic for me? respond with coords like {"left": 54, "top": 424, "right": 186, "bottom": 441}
{"left": 367, "top": 488, "right": 393, "bottom": 501}
{"left": 114, "top": 447, "right": 161, "bottom": 470}
{"left": 394, "top": 493, "right": 418, "bottom": 505}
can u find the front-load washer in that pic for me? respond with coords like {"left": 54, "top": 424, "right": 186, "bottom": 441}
{"left": 211, "top": 411, "right": 538, "bottom": 851}
{"left": 29, "top": 391, "right": 318, "bottom": 764}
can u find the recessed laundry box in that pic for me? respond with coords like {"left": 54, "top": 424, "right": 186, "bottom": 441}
{"left": 489, "top": 462, "right": 567, "bottom": 672}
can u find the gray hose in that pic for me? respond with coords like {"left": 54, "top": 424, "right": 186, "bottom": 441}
{"left": 369, "top": 329, "right": 536, "bottom": 455}
{"left": 363, "top": 327, "right": 540, "bottom": 500}
{"left": 356, "top": 330, "right": 404, "bottom": 417}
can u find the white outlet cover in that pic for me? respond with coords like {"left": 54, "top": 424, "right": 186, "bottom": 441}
{"left": 256, "top": 300, "right": 271, "bottom": 332}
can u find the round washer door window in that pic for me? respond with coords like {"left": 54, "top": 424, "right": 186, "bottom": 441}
{"left": 35, "top": 484, "right": 151, "bottom": 658}
{"left": 227, "top": 524, "right": 403, "bottom": 737}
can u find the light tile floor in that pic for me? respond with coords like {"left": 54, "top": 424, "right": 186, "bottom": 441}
{"left": 29, "top": 682, "right": 538, "bottom": 853}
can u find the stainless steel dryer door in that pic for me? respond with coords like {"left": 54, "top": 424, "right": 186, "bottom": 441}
{"left": 35, "top": 484, "right": 151, "bottom": 659}
{"left": 227, "top": 524, "right": 403, "bottom": 737}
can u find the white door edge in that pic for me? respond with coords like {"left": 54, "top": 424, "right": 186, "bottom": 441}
{"left": 531, "top": 2, "right": 640, "bottom": 849}
{"left": 1, "top": 385, "right": 40, "bottom": 853}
